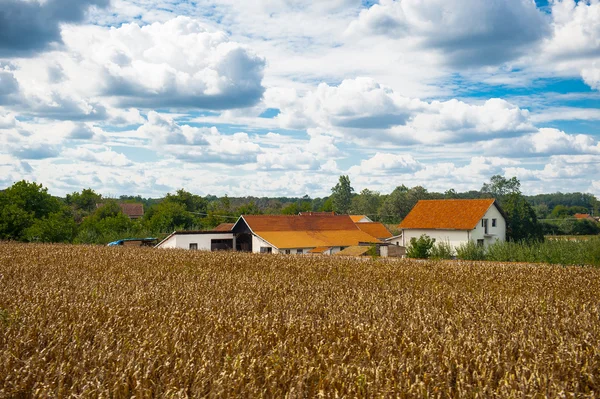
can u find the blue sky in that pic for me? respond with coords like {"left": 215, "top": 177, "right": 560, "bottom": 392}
{"left": 1, "top": 0, "right": 599, "bottom": 198}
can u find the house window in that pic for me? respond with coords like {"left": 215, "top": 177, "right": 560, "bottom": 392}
{"left": 189, "top": 243, "right": 198, "bottom": 250}
{"left": 285, "top": 249, "right": 291, "bottom": 254}
{"left": 477, "top": 239, "right": 484, "bottom": 247}
{"left": 297, "top": 249, "right": 303, "bottom": 254}
{"left": 492, "top": 218, "right": 497, "bottom": 227}
{"left": 260, "top": 247, "right": 272, "bottom": 254}
{"left": 482, "top": 219, "right": 489, "bottom": 234}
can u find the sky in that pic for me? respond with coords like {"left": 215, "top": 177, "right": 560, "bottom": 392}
{"left": 1, "top": 0, "right": 599, "bottom": 198}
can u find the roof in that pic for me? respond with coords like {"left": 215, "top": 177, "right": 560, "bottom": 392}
{"left": 350, "top": 215, "right": 371, "bottom": 223}
{"left": 356, "top": 222, "right": 393, "bottom": 239}
{"left": 399, "top": 199, "right": 498, "bottom": 230}
{"left": 574, "top": 213, "right": 593, "bottom": 220}
{"left": 214, "top": 223, "right": 234, "bottom": 231}
{"left": 119, "top": 203, "right": 144, "bottom": 218}
{"left": 242, "top": 214, "right": 358, "bottom": 232}
{"left": 334, "top": 246, "right": 371, "bottom": 257}
{"left": 308, "top": 246, "right": 331, "bottom": 254}
{"left": 236, "top": 214, "right": 381, "bottom": 249}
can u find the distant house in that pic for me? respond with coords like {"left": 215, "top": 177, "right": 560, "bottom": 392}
{"left": 574, "top": 213, "right": 596, "bottom": 222}
{"left": 355, "top": 222, "right": 393, "bottom": 240}
{"left": 399, "top": 199, "right": 506, "bottom": 250}
{"left": 350, "top": 215, "right": 373, "bottom": 223}
{"left": 119, "top": 203, "right": 144, "bottom": 220}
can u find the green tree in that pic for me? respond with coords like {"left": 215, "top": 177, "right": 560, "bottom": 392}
{"left": 165, "top": 189, "right": 207, "bottom": 214}
{"left": 65, "top": 188, "right": 102, "bottom": 214}
{"left": 503, "top": 193, "right": 544, "bottom": 242}
{"left": 24, "top": 209, "right": 77, "bottom": 243}
{"left": 350, "top": 188, "right": 381, "bottom": 217}
{"left": 481, "top": 175, "right": 521, "bottom": 199}
{"left": 145, "top": 201, "right": 195, "bottom": 233}
{"left": 379, "top": 185, "right": 429, "bottom": 223}
{"left": 406, "top": 234, "right": 436, "bottom": 259}
{"left": 331, "top": 175, "right": 354, "bottom": 214}
{"left": 0, "top": 181, "right": 62, "bottom": 240}
{"left": 75, "top": 200, "right": 134, "bottom": 244}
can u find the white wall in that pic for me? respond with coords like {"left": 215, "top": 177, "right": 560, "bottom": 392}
{"left": 252, "top": 234, "right": 277, "bottom": 253}
{"left": 402, "top": 229, "right": 469, "bottom": 252}
{"left": 158, "top": 233, "right": 234, "bottom": 250}
{"left": 470, "top": 205, "right": 506, "bottom": 247}
{"left": 386, "top": 236, "right": 402, "bottom": 246}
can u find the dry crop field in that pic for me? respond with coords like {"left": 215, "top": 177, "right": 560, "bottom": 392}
{"left": 1, "top": 243, "right": 599, "bottom": 398}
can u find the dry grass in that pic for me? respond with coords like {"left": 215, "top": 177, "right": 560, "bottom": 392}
{"left": 1, "top": 242, "right": 599, "bottom": 398}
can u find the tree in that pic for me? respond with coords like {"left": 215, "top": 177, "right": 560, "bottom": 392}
{"left": 379, "top": 185, "right": 429, "bottom": 223}
{"left": 145, "top": 201, "right": 195, "bottom": 233}
{"left": 0, "top": 181, "right": 62, "bottom": 240}
{"left": 350, "top": 188, "right": 381, "bottom": 217}
{"left": 24, "top": 210, "right": 77, "bottom": 243}
{"left": 164, "top": 189, "right": 207, "bottom": 214}
{"left": 66, "top": 188, "right": 102, "bottom": 214}
{"left": 75, "top": 200, "right": 134, "bottom": 244}
{"left": 406, "top": 234, "right": 436, "bottom": 259}
{"left": 331, "top": 175, "right": 354, "bottom": 214}
{"left": 481, "top": 175, "right": 521, "bottom": 200}
{"left": 503, "top": 193, "right": 544, "bottom": 242}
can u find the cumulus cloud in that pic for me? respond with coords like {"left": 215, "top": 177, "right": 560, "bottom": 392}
{"left": 0, "top": 0, "right": 110, "bottom": 57}
{"left": 348, "top": 153, "right": 421, "bottom": 175}
{"left": 61, "top": 17, "right": 266, "bottom": 109}
{"left": 63, "top": 146, "right": 133, "bottom": 167}
{"left": 348, "top": 0, "right": 549, "bottom": 67}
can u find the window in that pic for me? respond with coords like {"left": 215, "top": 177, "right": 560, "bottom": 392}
{"left": 189, "top": 243, "right": 198, "bottom": 250}
{"left": 492, "top": 219, "right": 497, "bottom": 227}
{"left": 260, "top": 247, "right": 272, "bottom": 254}
{"left": 297, "top": 249, "right": 303, "bottom": 254}
{"left": 482, "top": 218, "right": 489, "bottom": 234}
{"left": 477, "top": 239, "right": 484, "bottom": 247}
{"left": 285, "top": 249, "right": 291, "bottom": 254}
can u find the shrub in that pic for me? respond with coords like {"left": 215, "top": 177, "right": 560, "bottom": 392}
{"left": 430, "top": 241, "right": 454, "bottom": 260}
{"left": 406, "top": 234, "right": 436, "bottom": 259}
{"left": 456, "top": 241, "right": 486, "bottom": 261}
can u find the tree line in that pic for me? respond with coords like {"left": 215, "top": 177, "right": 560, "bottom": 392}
{"left": 1, "top": 175, "right": 598, "bottom": 245}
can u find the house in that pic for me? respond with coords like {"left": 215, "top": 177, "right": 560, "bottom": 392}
{"left": 350, "top": 215, "right": 373, "bottom": 223}
{"left": 156, "top": 230, "right": 235, "bottom": 251}
{"left": 574, "top": 213, "right": 596, "bottom": 222}
{"left": 355, "top": 222, "right": 393, "bottom": 240}
{"left": 231, "top": 214, "right": 381, "bottom": 254}
{"left": 213, "top": 223, "right": 235, "bottom": 231}
{"left": 385, "top": 234, "right": 403, "bottom": 247}
{"left": 119, "top": 203, "right": 144, "bottom": 220}
{"left": 399, "top": 199, "right": 506, "bottom": 250}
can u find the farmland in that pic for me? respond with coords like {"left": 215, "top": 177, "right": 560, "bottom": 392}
{"left": 1, "top": 243, "right": 599, "bottom": 397}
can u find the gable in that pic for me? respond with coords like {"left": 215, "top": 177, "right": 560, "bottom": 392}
{"left": 399, "top": 199, "right": 498, "bottom": 230}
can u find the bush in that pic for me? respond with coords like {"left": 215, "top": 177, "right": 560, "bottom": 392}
{"left": 406, "top": 235, "right": 436, "bottom": 259}
{"left": 456, "top": 241, "right": 486, "bottom": 261}
{"left": 430, "top": 241, "right": 454, "bottom": 260}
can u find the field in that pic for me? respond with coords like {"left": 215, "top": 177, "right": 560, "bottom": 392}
{"left": 1, "top": 243, "right": 599, "bottom": 397}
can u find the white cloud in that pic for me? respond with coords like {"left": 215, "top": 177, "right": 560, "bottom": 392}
{"left": 63, "top": 146, "right": 134, "bottom": 167}
{"left": 348, "top": 153, "right": 421, "bottom": 175}
{"left": 348, "top": 0, "right": 549, "bottom": 67}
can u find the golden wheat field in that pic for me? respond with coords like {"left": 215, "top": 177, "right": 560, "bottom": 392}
{"left": 1, "top": 243, "right": 599, "bottom": 398}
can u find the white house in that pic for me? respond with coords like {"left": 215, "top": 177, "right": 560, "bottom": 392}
{"left": 156, "top": 230, "right": 235, "bottom": 251}
{"left": 399, "top": 199, "right": 506, "bottom": 251}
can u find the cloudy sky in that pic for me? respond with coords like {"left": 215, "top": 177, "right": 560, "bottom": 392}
{"left": 1, "top": 0, "right": 599, "bottom": 198}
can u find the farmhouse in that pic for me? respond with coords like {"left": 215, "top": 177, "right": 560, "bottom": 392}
{"left": 156, "top": 214, "right": 383, "bottom": 254}
{"left": 399, "top": 199, "right": 506, "bottom": 250}
{"left": 232, "top": 214, "right": 381, "bottom": 254}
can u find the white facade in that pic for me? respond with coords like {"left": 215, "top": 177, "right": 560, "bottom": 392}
{"left": 385, "top": 235, "right": 403, "bottom": 246}
{"left": 157, "top": 232, "right": 235, "bottom": 250}
{"left": 402, "top": 205, "right": 506, "bottom": 252}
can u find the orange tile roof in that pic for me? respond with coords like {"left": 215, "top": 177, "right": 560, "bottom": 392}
{"left": 119, "top": 203, "right": 144, "bottom": 218}
{"left": 356, "top": 222, "right": 393, "bottom": 239}
{"left": 256, "top": 230, "right": 380, "bottom": 249}
{"left": 213, "top": 223, "right": 234, "bottom": 231}
{"left": 350, "top": 215, "right": 369, "bottom": 223}
{"left": 243, "top": 215, "right": 358, "bottom": 232}
{"left": 334, "top": 246, "right": 371, "bottom": 257}
{"left": 308, "top": 246, "right": 331, "bottom": 254}
{"left": 574, "top": 213, "right": 592, "bottom": 220}
{"left": 399, "top": 199, "right": 497, "bottom": 230}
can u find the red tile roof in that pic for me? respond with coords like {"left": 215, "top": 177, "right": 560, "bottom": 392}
{"left": 356, "top": 222, "right": 393, "bottom": 239}
{"left": 350, "top": 215, "right": 369, "bottom": 223}
{"left": 574, "top": 213, "right": 593, "bottom": 220}
{"left": 119, "top": 203, "right": 144, "bottom": 218}
{"left": 243, "top": 215, "right": 358, "bottom": 232}
{"left": 214, "top": 223, "right": 234, "bottom": 231}
{"left": 399, "top": 199, "right": 497, "bottom": 230}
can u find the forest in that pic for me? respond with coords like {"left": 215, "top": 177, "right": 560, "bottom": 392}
{"left": 0, "top": 175, "right": 599, "bottom": 245}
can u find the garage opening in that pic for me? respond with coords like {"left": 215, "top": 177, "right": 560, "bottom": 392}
{"left": 211, "top": 239, "right": 233, "bottom": 251}
{"left": 235, "top": 233, "right": 252, "bottom": 252}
